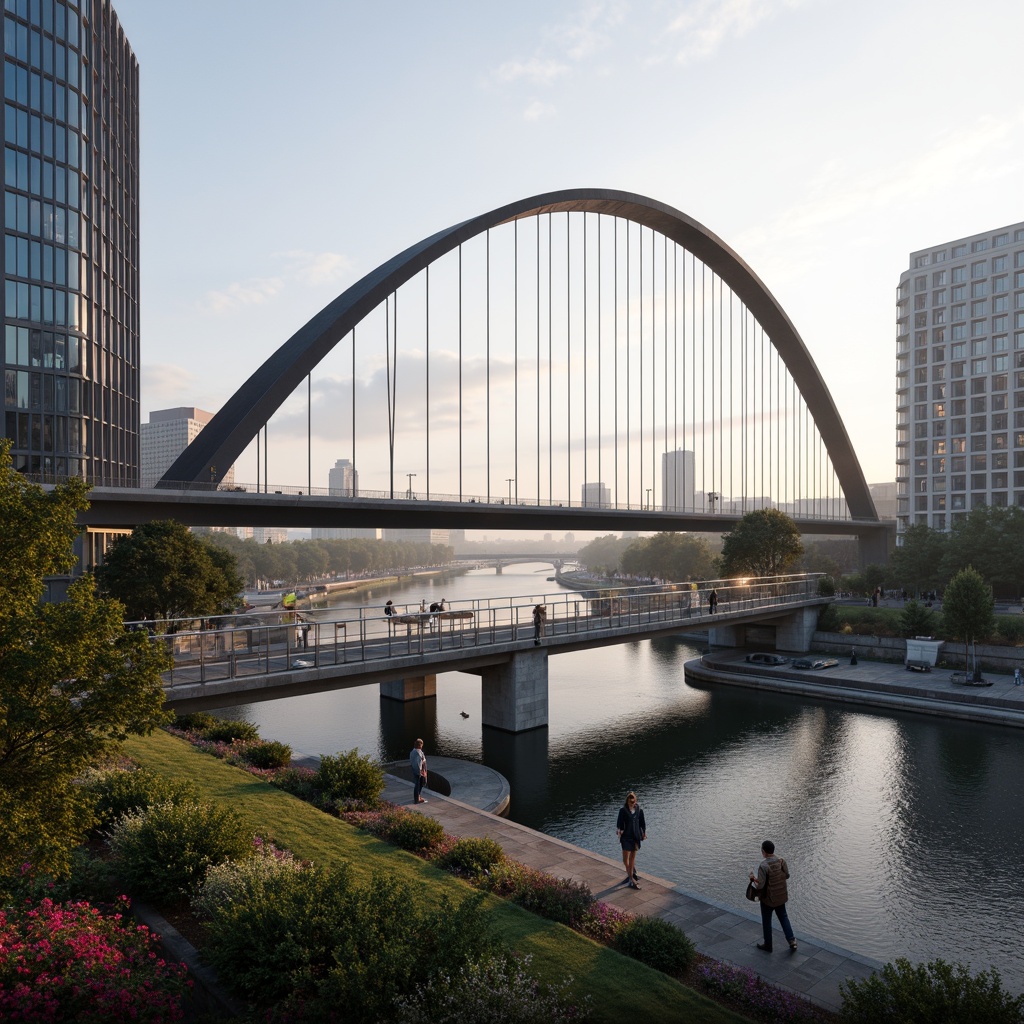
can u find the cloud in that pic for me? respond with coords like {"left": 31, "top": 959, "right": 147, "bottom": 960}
{"left": 668, "top": 0, "right": 808, "bottom": 65}
{"left": 496, "top": 57, "right": 569, "bottom": 84}
{"left": 523, "top": 99, "right": 557, "bottom": 121}
{"left": 198, "top": 250, "right": 354, "bottom": 315}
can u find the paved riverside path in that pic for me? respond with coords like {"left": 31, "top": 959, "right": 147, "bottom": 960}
{"left": 376, "top": 768, "right": 879, "bottom": 1013}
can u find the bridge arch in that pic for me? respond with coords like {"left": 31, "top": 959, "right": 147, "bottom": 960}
{"left": 161, "top": 189, "right": 875, "bottom": 521}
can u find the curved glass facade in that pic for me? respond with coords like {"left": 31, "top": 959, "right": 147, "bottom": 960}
{"left": 2, "top": 0, "right": 138, "bottom": 485}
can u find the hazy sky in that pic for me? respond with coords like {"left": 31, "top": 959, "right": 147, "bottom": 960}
{"left": 113, "top": 0, "right": 1024, "bottom": 492}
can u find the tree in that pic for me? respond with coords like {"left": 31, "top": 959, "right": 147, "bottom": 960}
{"left": 719, "top": 509, "right": 803, "bottom": 578}
{"left": 887, "top": 523, "right": 948, "bottom": 596}
{"left": 0, "top": 440, "right": 171, "bottom": 876}
{"left": 577, "top": 534, "right": 632, "bottom": 576}
{"left": 940, "top": 506, "right": 1024, "bottom": 598}
{"left": 94, "top": 520, "right": 244, "bottom": 622}
{"left": 620, "top": 533, "right": 717, "bottom": 582}
{"left": 941, "top": 566, "right": 995, "bottom": 676}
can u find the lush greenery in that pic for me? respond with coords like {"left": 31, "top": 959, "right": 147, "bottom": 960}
{"left": 313, "top": 747, "right": 387, "bottom": 805}
{"left": 80, "top": 764, "right": 199, "bottom": 831}
{"left": 0, "top": 896, "right": 190, "bottom": 1022}
{"left": 206, "top": 531, "right": 455, "bottom": 588}
{"left": 613, "top": 916, "right": 697, "bottom": 975}
{"left": 720, "top": 509, "right": 804, "bottom": 577}
{"left": 122, "top": 728, "right": 749, "bottom": 1023}
{"left": 820, "top": 603, "right": 1024, "bottom": 647}
{"left": 940, "top": 566, "right": 996, "bottom": 674}
{"left": 106, "top": 799, "right": 254, "bottom": 905}
{"left": 839, "top": 957, "right": 1024, "bottom": 1023}
{"left": 93, "top": 519, "right": 244, "bottom": 622}
{"left": 0, "top": 440, "right": 171, "bottom": 877}
{"left": 620, "top": 533, "right": 717, "bottom": 581}
{"left": 699, "top": 960, "right": 827, "bottom": 1023}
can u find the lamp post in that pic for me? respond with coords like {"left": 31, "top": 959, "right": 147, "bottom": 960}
{"left": 406, "top": 473, "right": 416, "bottom": 499}
{"left": 506, "top": 477, "right": 515, "bottom": 504}
{"left": 708, "top": 491, "right": 719, "bottom": 513}
{"left": 646, "top": 487, "right": 652, "bottom": 510}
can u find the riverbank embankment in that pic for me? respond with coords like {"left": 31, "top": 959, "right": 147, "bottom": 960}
{"left": 687, "top": 649, "right": 1024, "bottom": 729}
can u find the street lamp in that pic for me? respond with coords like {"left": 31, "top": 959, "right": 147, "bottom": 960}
{"left": 406, "top": 473, "right": 417, "bottom": 499}
{"left": 707, "top": 491, "right": 719, "bottom": 513}
{"left": 646, "top": 487, "right": 652, "bottom": 510}
{"left": 506, "top": 477, "right": 515, "bottom": 504}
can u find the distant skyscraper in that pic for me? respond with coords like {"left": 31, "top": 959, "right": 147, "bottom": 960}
{"left": 661, "top": 450, "right": 695, "bottom": 511}
{"left": 896, "top": 220, "right": 1024, "bottom": 539}
{"left": 383, "top": 528, "right": 451, "bottom": 546}
{"left": 2, "top": 1, "right": 140, "bottom": 485}
{"left": 328, "top": 458, "right": 358, "bottom": 496}
{"left": 581, "top": 481, "right": 610, "bottom": 507}
{"left": 140, "top": 407, "right": 235, "bottom": 488}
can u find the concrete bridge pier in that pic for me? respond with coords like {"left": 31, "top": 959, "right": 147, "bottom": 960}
{"left": 380, "top": 675, "right": 437, "bottom": 701}
{"left": 479, "top": 649, "right": 548, "bottom": 732}
{"left": 708, "top": 605, "right": 822, "bottom": 654}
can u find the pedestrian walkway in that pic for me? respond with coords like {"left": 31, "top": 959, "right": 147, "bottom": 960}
{"left": 689, "top": 651, "right": 1024, "bottom": 728}
{"left": 382, "top": 765, "right": 878, "bottom": 1013}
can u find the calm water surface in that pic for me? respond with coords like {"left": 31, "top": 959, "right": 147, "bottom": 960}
{"left": 218, "top": 564, "right": 1024, "bottom": 990}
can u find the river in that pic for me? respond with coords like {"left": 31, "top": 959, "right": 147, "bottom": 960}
{"left": 216, "top": 562, "right": 1024, "bottom": 991}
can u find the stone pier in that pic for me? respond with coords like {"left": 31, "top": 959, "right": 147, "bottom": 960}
{"left": 379, "top": 675, "right": 437, "bottom": 701}
{"left": 480, "top": 649, "right": 548, "bottom": 732}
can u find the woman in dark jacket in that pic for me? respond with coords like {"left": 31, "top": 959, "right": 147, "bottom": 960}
{"left": 616, "top": 791, "right": 647, "bottom": 889}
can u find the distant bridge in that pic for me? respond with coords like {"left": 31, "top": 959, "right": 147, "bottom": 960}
{"left": 159, "top": 574, "right": 828, "bottom": 731}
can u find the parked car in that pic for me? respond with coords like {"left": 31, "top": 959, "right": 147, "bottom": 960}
{"left": 745, "top": 652, "right": 789, "bottom": 666}
{"left": 792, "top": 657, "right": 838, "bottom": 670}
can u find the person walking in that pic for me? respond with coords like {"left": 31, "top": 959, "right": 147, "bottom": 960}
{"left": 410, "top": 738, "right": 428, "bottom": 804}
{"left": 532, "top": 603, "right": 547, "bottom": 645}
{"left": 616, "top": 791, "right": 647, "bottom": 889}
{"left": 708, "top": 588, "right": 718, "bottom": 614}
{"left": 749, "top": 839, "right": 797, "bottom": 952}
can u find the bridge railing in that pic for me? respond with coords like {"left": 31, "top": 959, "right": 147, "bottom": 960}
{"left": 138, "top": 573, "right": 826, "bottom": 690}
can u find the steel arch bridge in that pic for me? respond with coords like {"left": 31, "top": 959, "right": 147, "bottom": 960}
{"left": 159, "top": 188, "right": 879, "bottom": 529}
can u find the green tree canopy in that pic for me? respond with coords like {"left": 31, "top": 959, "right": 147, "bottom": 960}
{"left": 719, "top": 508, "right": 804, "bottom": 578}
{"left": 886, "top": 523, "right": 949, "bottom": 595}
{"left": 576, "top": 534, "right": 632, "bottom": 576}
{"left": 95, "top": 520, "right": 244, "bottom": 622}
{"left": 620, "top": 533, "right": 717, "bottom": 582}
{"left": 939, "top": 506, "right": 1024, "bottom": 597}
{"left": 0, "top": 440, "right": 171, "bottom": 876}
{"left": 941, "top": 565, "right": 995, "bottom": 674}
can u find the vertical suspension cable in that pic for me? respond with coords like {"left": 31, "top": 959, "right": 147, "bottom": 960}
{"left": 583, "top": 212, "right": 587, "bottom": 503}
{"left": 548, "top": 213, "right": 553, "bottom": 503}
{"left": 566, "top": 211, "right": 571, "bottom": 505}
{"left": 486, "top": 232, "right": 491, "bottom": 502}
{"left": 614, "top": 218, "right": 619, "bottom": 506}
{"left": 351, "top": 328, "right": 356, "bottom": 495}
{"left": 536, "top": 216, "right": 541, "bottom": 504}
{"left": 626, "top": 222, "right": 631, "bottom": 505}
{"left": 514, "top": 220, "right": 518, "bottom": 503}
{"left": 425, "top": 266, "right": 430, "bottom": 498}
{"left": 597, "top": 215, "right": 602, "bottom": 501}
{"left": 458, "top": 247, "right": 462, "bottom": 500}
{"left": 307, "top": 372, "right": 311, "bottom": 494}
{"left": 256, "top": 429, "right": 260, "bottom": 492}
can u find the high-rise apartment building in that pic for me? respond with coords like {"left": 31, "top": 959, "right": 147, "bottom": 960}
{"left": 141, "top": 406, "right": 235, "bottom": 488}
{"left": 328, "top": 457, "right": 357, "bottom": 496}
{"left": 896, "top": 220, "right": 1024, "bottom": 540}
{"left": 2, "top": 1, "right": 140, "bottom": 484}
{"left": 661, "top": 449, "right": 694, "bottom": 511}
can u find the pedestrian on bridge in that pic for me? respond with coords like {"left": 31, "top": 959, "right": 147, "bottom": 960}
{"left": 533, "top": 603, "right": 547, "bottom": 645}
{"left": 616, "top": 791, "right": 646, "bottom": 889}
{"left": 410, "top": 739, "right": 428, "bottom": 804}
{"left": 708, "top": 588, "right": 718, "bottom": 614}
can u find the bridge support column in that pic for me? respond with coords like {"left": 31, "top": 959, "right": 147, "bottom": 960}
{"left": 709, "top": 624, "right": 744, "bottom": 648}
{"left": 380, "top": 675, "right": 437, "bottom": 701}
{"left": 775, "top": 607, "right": 819, "bottom": 653}
{"left": 481, "top": 650, "right": 548, "bottom": 732}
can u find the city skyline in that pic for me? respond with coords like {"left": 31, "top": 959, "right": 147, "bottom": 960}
{"left": 109, "top": 0, "right": 1024, "bottom": 496}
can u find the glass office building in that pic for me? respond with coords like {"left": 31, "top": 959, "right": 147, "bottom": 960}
{"left": 2, "top": 0, "right": 139, "bottom": 485}
{"left": 896, "top": 221, "right": 1024, "bottom": 540}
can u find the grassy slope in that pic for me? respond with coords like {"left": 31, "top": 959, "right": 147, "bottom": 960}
{"left": 125, "top": 730, "right": 751, "bottom": 1024}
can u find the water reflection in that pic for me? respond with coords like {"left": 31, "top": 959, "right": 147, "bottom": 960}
{"left": 212, "top": 564, "right": 1024, "bottom": 991}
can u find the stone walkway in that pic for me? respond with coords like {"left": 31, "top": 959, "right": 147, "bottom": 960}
{"left": 381, "top": 769, "right": 878, "bottom": 1013}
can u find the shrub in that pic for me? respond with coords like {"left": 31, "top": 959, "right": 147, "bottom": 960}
{"left": 817, "top": 576, "right": 836, "bottom": 597}
{"left": 314, "top": 748, "right": 385, "bottom": 804}
{"left": 483, "top": 861, "right": 595, "bottom": 929}
{"left": 817, "top": 604, "right": 840, "bottom": 631}
{"left": 81, "top": 765, "right": 199, "bottom": 830}
{"left": 192, "top": 839, "right": 305, "bottom": 919}
{"left": 235, "top": 739, "right": 293, "bottom": 770}
{"left": 839, "top": 958, "right": 1024, "bottom": 1024}
{"left": 0, "top": 896, "right": 190, "bottom": 1022}
{"left": 392, "top": 952, "right": 589, "bottom": 1023}
{"left": 699, "top": 960, "right": 826, "bottom": 1022}
{"left": 270, "top": 765, "right": 319, "bottom": 802}
{"left": 349, "top": 807, "right": 446, "bottom": 853}
{"left": 993, "top": 614, "right": 1024, "bottom": 646}
{"left": 0, "top": 849, "right": 119, "bottom": 908}
{"left": 435, "top": 836, "right": 505, "bottom": 876}
{"left": 106, "top": 799, "right": 254, "bottom": 904}
{"left": 614, "top": 915, "right": 696, "bottom": 975}
{"left": 202, "top": 866, "right": 491, "bottom": 1021}
{"left": 200, "top": 718, "right": 261, "bottom": 744}
{"left": 577, "top": 900, "right": 633, "bottom": 944}
{"left": 898, "top": 599, "right": 938, "bottom": 639}
{"left": 174, "top": 711, "right": 217, "bottom": 732}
